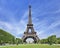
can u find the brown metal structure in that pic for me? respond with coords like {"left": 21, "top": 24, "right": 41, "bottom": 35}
{"left": 22, "top": 5, "right": 39, "bottom": 43}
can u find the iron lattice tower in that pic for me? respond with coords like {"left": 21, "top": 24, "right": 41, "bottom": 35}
{"left": 22, "top": 5, "right": 39, "bottom": 43}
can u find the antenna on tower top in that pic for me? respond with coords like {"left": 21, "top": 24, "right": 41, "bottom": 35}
{"left": 28, "top": 4, "right": 32, "bottom": 24}
{"left": 28, "top": 0, "right": 31, "bottom": 7}
{"left": 29, "top": 5, "right": 31, "bottom": 8}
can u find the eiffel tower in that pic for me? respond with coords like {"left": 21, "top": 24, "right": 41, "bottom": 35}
{"left": 22, "top": 5, "right": 39, "bottom": 43}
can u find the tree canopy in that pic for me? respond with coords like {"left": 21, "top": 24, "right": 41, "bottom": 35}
{"left": 0, "top": 29, "right": 15, "bottom": 44}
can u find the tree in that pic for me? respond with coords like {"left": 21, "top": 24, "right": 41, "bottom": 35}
{"left": 56, "top": 38, "right": 60, "bottom": 44}
{"left": 48, "top": 35, "right": 57, "bottom": 45}
{"left": 0, "top": 29, "right": 16, "bottom": 45}
{"left": 16, "top": 38, "right": 22, "bottom": 45}
{"left": 40, "top": 39, "right": 48, "bottom": 44}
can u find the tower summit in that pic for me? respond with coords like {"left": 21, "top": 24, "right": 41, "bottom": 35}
{"left": 28, "top": 5, "right": 32, "bottom": 24}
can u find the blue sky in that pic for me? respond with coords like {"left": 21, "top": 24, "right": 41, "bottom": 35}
{"left": 0, "top": 0, "right": 60, "bottom": 39}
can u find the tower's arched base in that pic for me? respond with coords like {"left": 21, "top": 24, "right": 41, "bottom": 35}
{"left": 22, "top": 32, "right": 39, "bottom": 43}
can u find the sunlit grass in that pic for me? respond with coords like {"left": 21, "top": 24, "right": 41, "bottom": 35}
{"left": 0, "top": 44, "right": 60, "bottom": 48}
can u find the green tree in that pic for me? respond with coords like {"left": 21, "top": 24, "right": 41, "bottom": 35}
{"left": 0, "top": 29, "right": 16, "bottom": 45}
{"left": 40, "top": 39, "right": 48, "bottom": 44}
{"left": 48, "top": 35, "right": 57, "bottom": 45}
{"left": 16, "top": 38, "right": 22, "bottom": 45}
{"left": 56, "top": 38, "right": 60, "bottom": 44}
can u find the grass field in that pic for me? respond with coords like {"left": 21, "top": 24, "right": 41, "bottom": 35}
{"left": 0, "top": 44, "right": 60, "bottom": 48}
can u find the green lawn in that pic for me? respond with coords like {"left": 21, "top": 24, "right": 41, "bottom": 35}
{"left": 0, "top": 44, "right": 60, "bottom": 48}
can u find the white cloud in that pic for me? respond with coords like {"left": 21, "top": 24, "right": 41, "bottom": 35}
{"left": 0, "top": 21, "right": 13, "bottom": 30}
{"left": 47, "top": 21, "right": 60, "bottom": 30}
{"left": 0, "top": 10, "right": 29, "bottom": 38}
{"left": 38, "top": 20, "right": 60, "bottom": 39}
